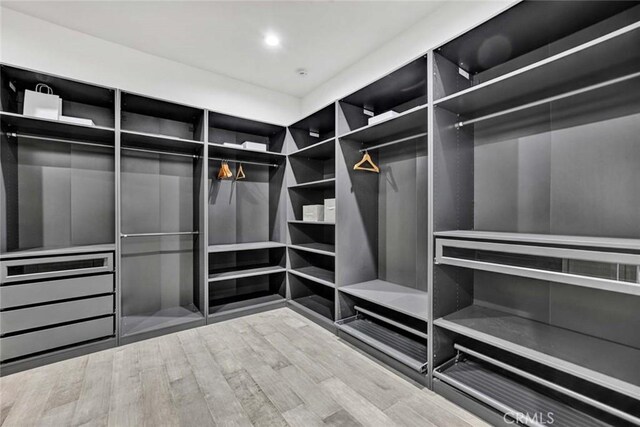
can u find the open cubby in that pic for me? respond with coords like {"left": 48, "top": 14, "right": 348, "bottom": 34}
{"left": 288, "top": 186, "right": 335, "bottom": 223}
{"left": 288, "top": 221, "right": 335, "bottom": 248}
{"left": 208, "top": 246, "right": 285, "bottom": 281}
{"left": 288, "top": 247, "right": 334, "bottom": 287}
{"left": 288, "top": 140, "right": 335, "bottom": 185}
{"left": 208, "top": 111, "right": 285, "bottom": 156}
{"left": 0, "top": 133, "right": 115, "bottom": 255}
{"left": 288, "top": 273, "right": 335, "bottom": 322}
{"left": 121, "top": 92, "right": 205, "bottom": 143}
{"left": 209, "top": 273, "right": 286, "bottom": 316}
{"left": 338, "top": 57, "right": 428, "bottom": 135}
{"left": 289, "top": 104, "right": 335, "bottom": 151}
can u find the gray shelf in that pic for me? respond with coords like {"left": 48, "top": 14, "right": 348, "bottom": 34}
{"left": 0, "top": 244, "right": 116, "bottom": 260}
{"left": 289, "top": 137, "right": 335, "bottom": 159}
{"left": 288, "top": 220, "right": 335, "bottom": 226}
{"left": 339, "top": 280, "right": 429, "bottom": 322}
{"left": 289, "top": 295, "right": 334, "bottom": 322}
{"left": 434, "top": 305, "right": 640, "bottom": 399}
{"left": 209, "top": 293, "right": 285, "bottom": 317}
{"left": 338, "top": 317, "right": 427, "bottom": 373}
{"left": 338, "top": 104, "right": 428, "bottom": 145}
{"left": 208, "top": 143, "right": 285, "bottom": 164}
{"left": 434, "top": 230, "right": 640, "bottom": 251}
{"left": 288, "top": 243, "right": 335, "bottom": 257}
{"left": 207, "top": 241, "right": 286, "bottom": 253}
{"left": 288, "top": 178, "right": 335, "bottom": 190}
{"left": 434, "top": 358, "right": 608, "bottom": 427}
{"left": 434, "top": 21, "right": 640, "bottom": 115}
{"left": 121, "top": 305, "right": 204, "bottom": 338}
{"left": 208, "top": 266, "right": 286, "bottom": 282}
{"left": 289, "top": 267, "right": 335, "bottom": 288}
{"left": 0, "top": 111, "right": 115, "bottom": 144}
{"left": 121, "top": 129, "right": 204, "bottom": 154}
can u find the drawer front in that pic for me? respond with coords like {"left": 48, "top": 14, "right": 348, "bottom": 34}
{"left": 1, "top": 253, "right": 114, "bottom": 283}
{"left": 0, "top": 274, "right": 113, "bottom": 309}
{"left": 1, "top": 295, "right": 114, "bottom": 335}
{"left": 0, "top": 316, "right": 114, "bottom": 362}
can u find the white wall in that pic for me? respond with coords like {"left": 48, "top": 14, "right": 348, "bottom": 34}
{"left": 0, "top": 7, "right": 301, "bottom": 125}
{"left": 301, "top": 1, "right": 516, "bottom": 116}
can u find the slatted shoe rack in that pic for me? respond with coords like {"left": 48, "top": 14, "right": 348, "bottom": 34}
{"left": 1, "top": 2, "right": 639, "bottom": 424}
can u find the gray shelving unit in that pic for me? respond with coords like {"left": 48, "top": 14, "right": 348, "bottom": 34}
{"left": 430, "top": 2, "right": 640, "bottom": 424}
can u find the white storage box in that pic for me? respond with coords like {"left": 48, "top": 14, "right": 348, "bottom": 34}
{"left": 23, "top": 84, "right": 60, "bottom": 120}
{"left": 324, "top": 198, "right": 335, "bottom": 223}
{"left": 368, "top": 110, "right": 399, "bottom": 126}
{"left": 59, "top": 116, "right": 95, "bottom": 126}
{"left": 223, "top": 142, "right": 244, "bottom": 149}
{"left": 303, "top": 205, "right": 324, "bottom": 222}
{"left": 242, "top": 141, "right": 267, "bottom": 151}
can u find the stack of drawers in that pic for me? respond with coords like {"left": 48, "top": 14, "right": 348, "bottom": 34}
{"left": 0, "top": 251, "right": 116, "bottom": 364}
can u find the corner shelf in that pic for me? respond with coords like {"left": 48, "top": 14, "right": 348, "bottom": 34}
{"left": 0, "top": 111, "right": 115, "bottom": 144}
{"left": 287, "top": 178, "right": 336, "bottom": 190}
{"left": 289, "top": 266, "right": 335, "bottom": 288}
{"left": 288, "top": 297, "right": 334, "bottom": 325}
{"left": 289, "top": 137, "right": 335, "bottom": 159}
{"left": 288, "top": 220, "right": 335, "bottom": 226}
{"left": 120, "top": 129, "right": 204, "bottom": 154}
{"left": 208, "top": 266, "right": 286, "bottom": 282}
{"left": 121, "top": 305, "right": 204, "bottom": 338}
{"left": 338, "top": 104, "right": 428, "bottom": 144}
{"left": 339, "top": 280, "right": 429, "bottom": 322}
{"left": 209, "top": 293, "right": 286, "bottom": 318}
{"left": 288, "top": 243, "right": 335, "bottom": 257}
{"left": 434, "top": 305, "right": 640, "bottom": 399}
{"left": 208, "top": 143, "right": 285, "bottom": 165}
{"left": 207, "top": 241, "right": 286, "bottom": 253}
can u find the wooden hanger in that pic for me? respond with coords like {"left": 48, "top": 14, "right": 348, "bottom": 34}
{"left": 353, "top": 150, "right": 380, "bottom": 173}
{"left": 236, "top": 163, "right": 246, "bottom": 180}
{"left": 217, "top": 161, "right": 233, "bottom": 179}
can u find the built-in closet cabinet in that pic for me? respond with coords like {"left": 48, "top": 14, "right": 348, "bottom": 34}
{"left": 207, "top": 112, "right": 288, "bottom": 321}
{"left": 0, "top": 65, "right": 117, "bottom": 374}
{"left": 430, "top": 2, "right": 640, "bottom": 425}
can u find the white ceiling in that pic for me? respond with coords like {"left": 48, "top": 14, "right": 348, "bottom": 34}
{"left": 2, "top": 1, "right": 445, "bottom": 97}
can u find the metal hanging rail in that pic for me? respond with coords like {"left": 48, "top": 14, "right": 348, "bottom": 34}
{"left": 208, "top": 157, "right": 278, "bottom": 168}
{"left": 359, "top": 132, "right": 427, "bottom": 153}
{"left": 455, "top": 71, "right": 640, "bottom": 128}
{"left": 454, "top": 344, "right": 640, "bottom": 426}
{"left": 120, "top": 231, "right": 199, "bottom": 238}
{"left": 2, "top": 132, "right": 114, "bottom": 149}
{"left": 121, "top": 146, "right": 200, "bottom": 159}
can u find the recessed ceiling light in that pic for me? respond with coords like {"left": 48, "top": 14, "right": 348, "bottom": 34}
{"left": 264, "top": 34, "right": 280, "bottom": 48}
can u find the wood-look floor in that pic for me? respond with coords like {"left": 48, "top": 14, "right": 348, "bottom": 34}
{"left": 0, "top": 308, "right": 488, "bottom": 427}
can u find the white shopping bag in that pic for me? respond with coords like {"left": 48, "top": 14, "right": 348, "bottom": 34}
{"left": 23, "top": 83, "right": 60, "bottom": 120}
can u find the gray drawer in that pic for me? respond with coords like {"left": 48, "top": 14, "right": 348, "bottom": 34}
{"left": 0, "top": 316, "right": 114, "bottom": 362}
{"left": 0, "top": 274, "right": 113, "bottom": 309}
{"left": 1, "top": 253, "right": 114, "bottom": 283}
{"left": 1, "top": 295, "right": 114, "bottom": 335}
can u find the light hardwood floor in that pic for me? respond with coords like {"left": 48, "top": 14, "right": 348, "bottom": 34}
{"left": 0, "top": 308, "right": 488, "bottom": 427}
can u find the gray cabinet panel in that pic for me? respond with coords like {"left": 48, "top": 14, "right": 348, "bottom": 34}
{"left": 1, "top": 295, "right": 114, "bottom": 334}
{"left": 0, "top": 316, "right": 114, "bottom": 362}
{"left": 0, "top": 273, "right": 113, "bottom": 309}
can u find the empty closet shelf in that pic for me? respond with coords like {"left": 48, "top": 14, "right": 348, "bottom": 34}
{"left": 120, "top": 129, "right": 203, "bottom": 151}
{"left": 288, "top": 243, "right": 335, "bottom": 256}
{"left": 288, "top": 220, "right": 335, "bottom": 225}
{"left": 434, "top": 305, "right": 640, "bottom": 399}
{"left": 434, "top": 358, "right": 608, "bottom": 427}
{"left": 209, "top": 293, "right": 285, "bottom": 316}
{"left": 288, "top": 178, "right": 335, "bottom": 190}
{"left": 339, "top": 280, "right": 428, "bottom": 322}
{"left": 289, "top": 137, "right": 335, "bottom": 159}
{"left": 121, "top": 305, "right": 204, "bottom": 337}
{"left": 290, "top": 295, "right": 334, "bottom": 321}
{"left": 289, "top": 267, "right": 335, "bottom": 287}
{"left": 207, "top": 241, "right": 286, "bottom": 253}
{"left": 434, "top": 21, "right": 640, "bottom": 116}
{"left": 0, "top": 111, "right": 115, "bottom": 144}
{"left": 208, "top": 266, "right": 286, "bottom": 282}
{"left": 338, "top": 104, "right": 427, "bottom": 144}
{"left": 338, "top": 317, "right": 427, "bottom": 373}
{"left": 208, "top": 143, "right": 285, "bottom": 164}
{"left": 0, "top": 243, "right": 116, "bottom": 260}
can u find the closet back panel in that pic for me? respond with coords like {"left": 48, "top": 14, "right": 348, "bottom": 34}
{"left": 121, "top": 235, "right": 195, "bottom": 316}
{"left": 121, "top": 153, "right": 195, "bottom": 234}
{"left": 1, "top": 137, "right": 114, "bottom": 252}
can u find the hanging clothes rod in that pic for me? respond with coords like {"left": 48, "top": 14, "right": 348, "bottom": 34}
{"left": 208, "top": 157, "right": 278, "bottom": 168}
{"left": 2, "top": 132, "right": 113, "bottom": 149}
{"left": 455, "top": 71, "right": 640, "bottom": 129}
{"left": 453, "top": 344, "right": 640, "bottom": 426}
{"left": 121, "top": 146, "right": 200, "bottom": 159}
{"left": 359, "top": 132, "right": 427, "bottom": 153}
{"left": 120, "top": 231, "right": 199, "bottom": 238}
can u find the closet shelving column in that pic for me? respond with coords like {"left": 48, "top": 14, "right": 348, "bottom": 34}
{"left": 430, "top": 2, "right": 640, "bottom": 425}
{"left": 119, "top": 92, "right": 206, "bottom": 344}
{"left": 334, "top": 57, "right": 430, "bottom": 384}
{"left": 286, "top": 104, "right": 337, "bottom": 330}
{"left": 207, "top": 112, "right": 287, "bottom": 321}
{"left": 0, "top": 64, "right": 117, "bottom": 373}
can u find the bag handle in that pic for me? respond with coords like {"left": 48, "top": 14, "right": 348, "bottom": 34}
{"left": 35, "top": 83, "right": 54, "bottom": 95}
